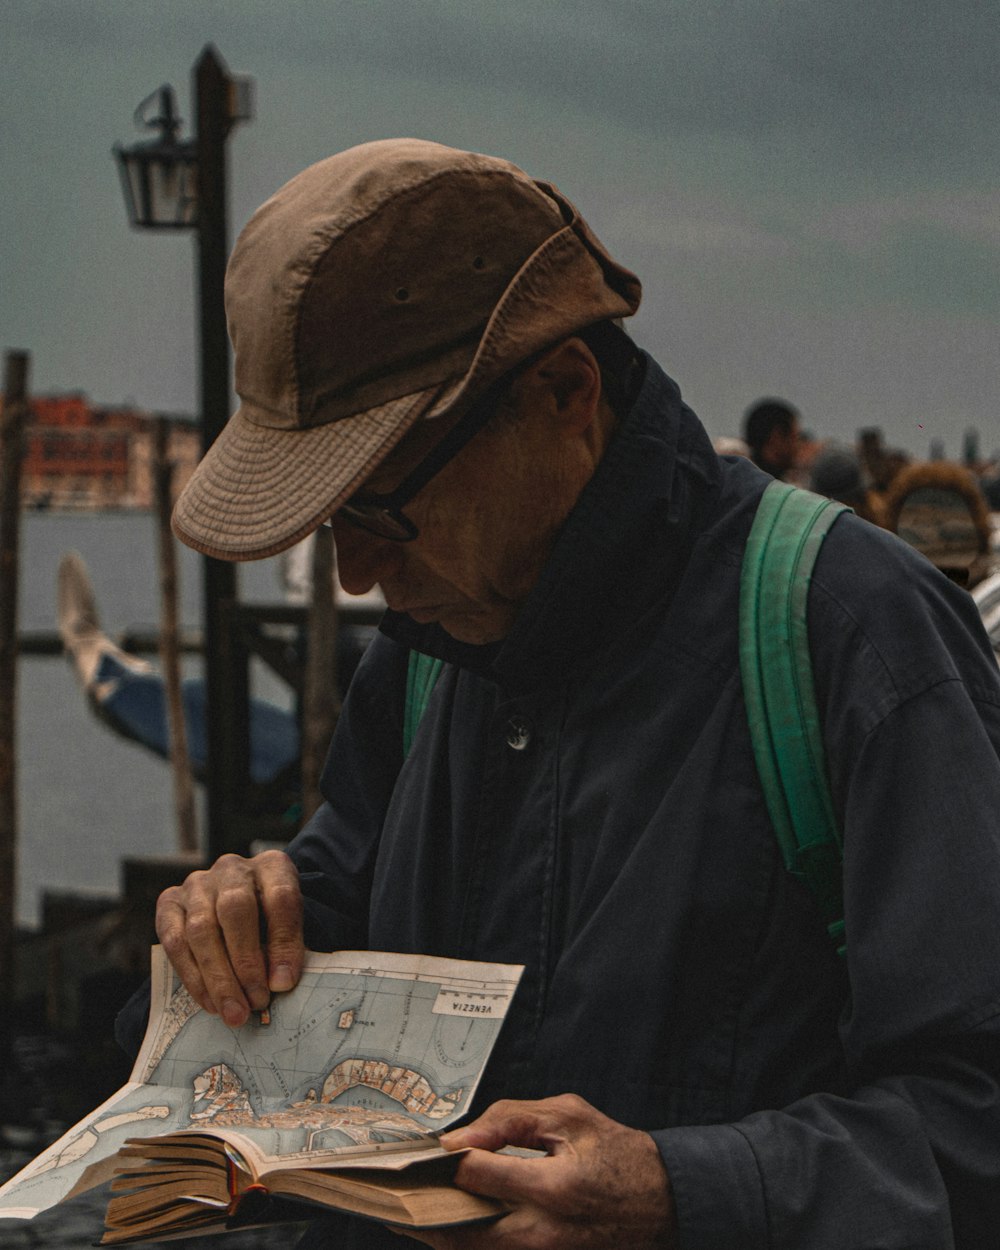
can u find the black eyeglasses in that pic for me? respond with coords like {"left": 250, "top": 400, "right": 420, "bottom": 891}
{"left": 331, "top": 383, "right": 506, "bottom": 542}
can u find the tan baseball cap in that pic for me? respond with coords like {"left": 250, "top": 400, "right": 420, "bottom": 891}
{"left": 172, "top": 137, "right": 642, "bottom": 561}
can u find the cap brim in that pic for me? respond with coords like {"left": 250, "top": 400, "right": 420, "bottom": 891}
{"left": 172, "top": 384, "right": 443, "bottom": 561}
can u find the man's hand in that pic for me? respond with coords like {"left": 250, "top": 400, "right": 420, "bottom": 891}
{"left": 155, "top": 850, "right": 305, "bottom": 1028}
{"left": 395, "top": 1094, "right": 677, "bottom": 1249}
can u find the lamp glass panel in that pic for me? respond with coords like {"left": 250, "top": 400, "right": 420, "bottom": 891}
{"left": 149, "top": 156, "right": 197, "bottom": 227}
{"left": 114, "top": 144, "right": 197, "bottom": 229}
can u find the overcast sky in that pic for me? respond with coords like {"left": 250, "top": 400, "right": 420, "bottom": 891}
{"left": 2, "top": 0, "right": 998, "bottom": 458}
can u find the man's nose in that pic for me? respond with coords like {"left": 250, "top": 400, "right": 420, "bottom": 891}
{"left": 328, "top": 518, "right": 404, "bottom": 595}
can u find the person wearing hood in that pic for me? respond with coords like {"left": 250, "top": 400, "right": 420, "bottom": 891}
{"left": 120, "top": 140, "right": 1000, "bottom": 1250}
{"left": 882, "top": 459, "right": 995, "bottom": 589}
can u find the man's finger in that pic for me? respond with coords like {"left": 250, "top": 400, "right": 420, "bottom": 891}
{"left": 161, "top": 886, "right": 257, "bottom": 1025}
{"left": 453, "top": 1148, "right": 553, "bottom": 1206}
{"left": 441, "top": 1094, "right": 586, "bottom": 1154}
{"left": 213, "top": 878, "right": 271, "bottom": 1013}
{"left": 441, "top": 1104, "right": 544, "bottom": 1154}
{"left": 157, "top": 857, "right": 261, "bottom": 1024}
{"left": 155, "top": 889, "right": 212, "bottom": 1011}
{"left": 154, "top": 851, "right": 305, "bottom": 1028}
{"left": 174, "top": 858, "right": 263, "bottom": 1024}
{"left": 253, "top": 850, "right": 305, "bottom": 992}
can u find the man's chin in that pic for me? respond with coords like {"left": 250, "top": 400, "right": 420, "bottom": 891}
{"left": 436, "top": 608, "right": 513, "bottom": 647}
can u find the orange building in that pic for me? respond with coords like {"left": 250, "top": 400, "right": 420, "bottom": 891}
{"left": 19, "top": 394, "right": 201, "bottom": 510}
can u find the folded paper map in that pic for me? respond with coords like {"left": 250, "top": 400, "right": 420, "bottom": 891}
{"left": 0, "top": 946, "right": 524, "bottom": 1241}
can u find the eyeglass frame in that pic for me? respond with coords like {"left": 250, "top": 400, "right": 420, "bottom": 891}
{"left": 327, "top": 325, "right": 640, "bottom": 542}
{"left": 328, "top": 379, "right": 511, "bottom": 542}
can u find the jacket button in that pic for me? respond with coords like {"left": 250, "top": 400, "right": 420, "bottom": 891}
{"left": 505, "top": 717, "right": 531, "bottom": 751}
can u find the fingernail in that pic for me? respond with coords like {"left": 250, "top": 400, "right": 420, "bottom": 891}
{"left": 247, "top": 984, "right": 270, "bottom": 1009}
{"left": 222, "top": 998, "right": 248, "bottom": 1027}
{"left": 270, "top": 963, "right": 295, "bottom": 992}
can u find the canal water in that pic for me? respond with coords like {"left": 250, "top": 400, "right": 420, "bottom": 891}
{"left": 2, "top": 511, "right": 318, "bottom": 1246}
{"left": 14, "top": 509, "right": 299, "bottom": 930}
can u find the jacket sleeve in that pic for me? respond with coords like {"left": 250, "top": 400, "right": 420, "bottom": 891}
{"left": 286, "top": 631, "right": 408, "bottom": 951}
{"left": 655, "top": 533, "right": 1000, "bottom": 1249}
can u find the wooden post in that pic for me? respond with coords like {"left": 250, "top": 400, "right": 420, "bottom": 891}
{"left": 154, "top": 418, "right": 198, "bottom": 854}
{"left": 300, "top": 529, "right": 340, "bottom": 824}
{"left": 194, "top": 45, "right": 246, "bottom": 861}
{"left": 0, "top": 350, "right": 30, "bottom": 1011}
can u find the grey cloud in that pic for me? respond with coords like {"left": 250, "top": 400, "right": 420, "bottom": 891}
{"left": 8, "top": 0, "right": 995, "bottom": 184}
{"left": 255, "top": 0, "right": 999, "bottom": 180}
{"left": 3, "top": 0, "right": 996, "bottom": 450}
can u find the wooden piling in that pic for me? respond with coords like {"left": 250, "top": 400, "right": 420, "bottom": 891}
{"left": 154, "top": 417, "right": 198, "bottom": 854}
{"left": 0, "top": 350, "right": 30, "bottom": 1010}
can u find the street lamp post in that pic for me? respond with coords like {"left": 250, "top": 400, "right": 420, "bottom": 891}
{"left": 192, "top": 48, "right": 249, "bottom": 866}
{"left": 114, "top": 45, "right": 253, "bottom": 863}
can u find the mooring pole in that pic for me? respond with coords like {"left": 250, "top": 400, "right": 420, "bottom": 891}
{"left": 0, "top": 350, "right": 30, "bottom": 1012}
{"left": 154, "top": 418, "right": 198, "bottom": 854}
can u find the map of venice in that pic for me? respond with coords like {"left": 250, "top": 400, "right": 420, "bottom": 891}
{"left": 0, "top": 947, "right": 523, "bottom": 1221}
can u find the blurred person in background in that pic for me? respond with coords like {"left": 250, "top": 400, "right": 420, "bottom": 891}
{"left": 883, "top": 460, "right": 995, "bottom": 589}
{"left": 742, "top": 397, "right": 801, "bottom": 480}
{"left": 809, "top": 444, "right": 885, "bottom": 526}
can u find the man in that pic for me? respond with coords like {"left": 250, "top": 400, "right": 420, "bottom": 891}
{"left": 123, "top": 139, "right": 1000, "bottom": 1249}
{"left": 742, "top": 397, "right": 801, "bottom": 480}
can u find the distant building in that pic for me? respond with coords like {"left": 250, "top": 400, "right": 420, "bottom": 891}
{"left": 19, "top": 393, "right": 201, "bottom": 510}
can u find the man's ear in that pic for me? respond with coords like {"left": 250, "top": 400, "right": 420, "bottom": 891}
{"left": 515, "top": 338, "right": 602, "bottom": 432}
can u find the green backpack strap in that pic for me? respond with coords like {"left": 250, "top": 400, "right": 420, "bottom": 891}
{"left": 402, "top": 483, "right": 848, "bottom": 954}
{"left": 739, "top": 480, "right": 849, "bottom": 956}
{"left": 403, "top": 651, "right": 445, "bottom": 756}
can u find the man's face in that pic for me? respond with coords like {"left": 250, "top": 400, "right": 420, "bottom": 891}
{"left": 328, "top": 342, "right": 611, "bottom": 645}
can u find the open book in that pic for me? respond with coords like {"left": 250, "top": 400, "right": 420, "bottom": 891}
{"left": 0, "top": 946, "right": 524, "bottom": 1243}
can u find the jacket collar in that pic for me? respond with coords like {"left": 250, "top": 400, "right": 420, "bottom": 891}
{"left": 381, "top": 354, "right": 721, "bottom": 692}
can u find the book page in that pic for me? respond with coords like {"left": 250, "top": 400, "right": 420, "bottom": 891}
{"left": 0, "top": 947, "right": 522, "bottom": 1221}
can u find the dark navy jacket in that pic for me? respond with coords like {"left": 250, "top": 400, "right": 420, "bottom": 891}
{"left": 123, "top": 357, "right": 1000, "bottom": 1248}
{"left": 288, "top": 358, "right": 1000, "bottom": 1248}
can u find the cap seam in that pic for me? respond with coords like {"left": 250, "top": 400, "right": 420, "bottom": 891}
{"left": 449, "top": 225, "right": 633, "bottom": 407}
{"left": 180, "top": 141, "right": 642, "bottom": 560}
{"left": 291, "top": 167, "right": 560, "bottom": 423}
